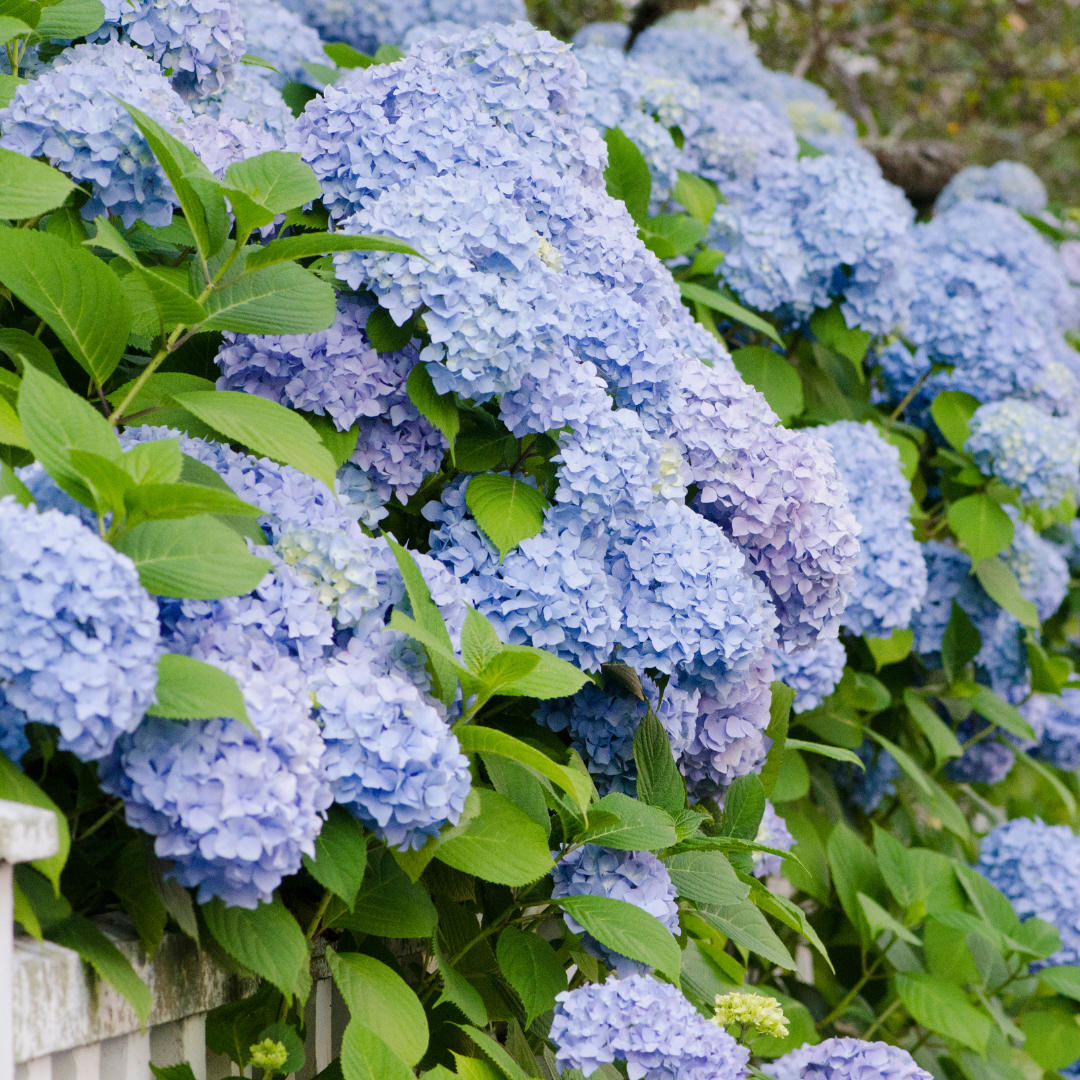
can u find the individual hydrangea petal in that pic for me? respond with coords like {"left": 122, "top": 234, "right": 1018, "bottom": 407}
{"left": 550, "top": 972, "right": 749, "bottom": 1080}
{"left": 766, "top": 1037, "right": 932, "bottom": 1080}
{"left": 753, "top": 799, "right": 794, "bottom": 878}
{"left": 936, "top": 160, "right": 1048, "bottom": 217}
{"left": 966, "top": 400, "right": 1080, "bottom": 508}
{"left": 770, "top": 637, "right": 846, "bottom": 714}
{"left": 0, "top": 499, "right": 161, "bottom": 763}
{"left": 817, "top": 420, "right": 927, "bottom": 637}
{"left": 0, "top": 41, "right": 189, "bottom": 228}
{"left": 977, "top": 816, "right": 1080, "bottom": 968}
{"left": 550, "top": 846, "right": 679, "bottom": 976}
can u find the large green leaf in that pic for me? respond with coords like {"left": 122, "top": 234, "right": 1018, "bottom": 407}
{"left": 0, "top": 326, "right": 64, "bottom": 383}
{"left": 827, "top": 823, "right": 887, "bottom": 947}
{"left": 202, "top": 894, "right": 308, "bottom": 1000}
{"left": 407, "top": 363, "right": 459, "bottom": 454}
{"left": 903, "top": 689, "right": 962, "bottom": 765}
{"left": 968, "top": 685, "right": 1035, "bottom": 741}
{"left": 557, "top": 894, "right": 681, "bottom": 984}
{"left": 695, "top": 899, "right": 796, "bottom": 970}
{"left": 947, "top": 493, "right": 1014, "bottom": 563}
{"left": 223, "top": 151, "right": 322, "bottom": 213}
{"left": 633, "top": 707, "right": 686, "bottom": 815}
{"left": 603, "top": 127, "right": 651, "bottom": 226}
{"left": 680, "top": 282, "right": 783, "bottom": 344}
{"left": 930, "top": 391, "right": 980, "bottom": 451}
{"left": 433, "top": 931, "right": 488, "bottom": 1027}
{"left": 1037, "top": 965, "right": 1080, "bottom": 1000}
{"left": 146, "top": 654, "right": 252, "bottom": 728}
{"left": 0, "top": 228, "right": 131, "bottom": 383}
{"left": 731, "top": 346, "right": 804, "bottom": 422}
{"left": 0, "top": 147, "right": 75, "bottom": 218}
{"left": 941, "top": 600, "right": 981, "bottom": 684}
{"left": 759, "top": 681, "right": 793, "bottom": 797}
{"left": 245, "top": 232, "right": 421, "bottom": 271}
{"left": 329, "top": 846, "right": 437, "bottom": 938}
{"left": 435, "top": 788, "right": 554, "bottom": 885}
{"left": 974, "top": 556, "right": 1040, "bottom": 628}
{"left": 302, "top": 805, "right": 368, "bottom": 907}
{"left": 107, "top": 372, "right": 219, "bottom": 435}
{"left": 720, "top": 772, "right": 766, "bottom": 840}
{"left": 205, "top": 984, "right": 281, "bottom": 1070}
{"left": 341, "top": 1022, "right": 414, "bottom": 1080}
{"left": 579, "top": 791, "right": 677, "bottom": 850}
{"left": 495, "top": 927, "right": 567, "bottom": 1027}
{"left": 673, "top": 169, "right": 718, "bottom": 226}
{"left": 0, "top": 750, "right": 69, "bottom": 890}
{"left": 662, "top": 849, "right": 749, "bottom": 906}
{"left": 326, "top": 949, "right": 428, "bottom": 1066}
{"left": 173, "top": 390, "right": 337, "bottom": 491}
{"left": 202, "top": 261, "right": 336, "bottom": 335}
{"left": 465, "top": 474, "right": 549, "bottom": 561}
{"left": 25, "top": 0, "right": 103, "bottom": 43}
{"left": 894, "top": 972, "right": 990, "bottom": 1052}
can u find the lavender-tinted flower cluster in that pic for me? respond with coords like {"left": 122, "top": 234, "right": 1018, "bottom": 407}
{"left": 767, "top": 1038, "right": 932, "bottom": 1080}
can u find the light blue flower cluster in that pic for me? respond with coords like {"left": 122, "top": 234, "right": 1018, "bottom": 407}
{"left": 100, "top": 641, "right": 332, "bottom": 909}
{"left": 237, "top": 0, "right": 327, "bottom": 88}
{"left": 936, "top": 160, "right": 1048, "bottom": 217}
{"left": 818, "top": 421, "right": 926, "bottom": 637}
{"left": 94, "top": 0, "right": 246, "bottom": 99}
{"left": 754, "top": 799, "right": 795, "bottom": 878}
{"left": 552, "top": 845, "right": 680, "bottom": 976}
{"left": 1022, "top": 690, "right": 1080, "bottom": 770}
{"left": 767, "top": 1037, "right": 932, "bottom": 1080}
{"left": 835, "top": 742, "right": 901, "bottom": 813}
{"left": 0, "top": 41, "right": 189, "bottom": 227}
{"left": 966, "top": 400, "right": 1080, "bottom": 508}
{"left": 216, "top": 297, "right": 446, "bottom": 499}
{"left": 977, "top": 816, "right": 1080, "bottom": 968}
{"left": 550, "top": 972, "right": 750, "bottom": 1080}
{"left": 194, "top": 63, "right": 296, "bottom": 141}
{"left": 1003, "top": 506, "right": 1069, "bottom": 623}
{"left": 181, "top": 110, "right": 285, "bottom": 176}
{"left": 0, "top": 500, "right": 161, "bottom": 763}
{"left": 535, "top": 676, "right": 698, "bottom": 796}
{"left": 770, "top": 638, "right": 846, "bottom": 714}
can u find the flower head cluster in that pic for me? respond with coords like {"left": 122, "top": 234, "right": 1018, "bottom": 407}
{"left": 1003, "top": 506, "right": 1069, "bottom": 622}
{"left": 966, "top": 400, "right": 1080, "bottom": 508}
{"left": 1022, "top": 690, "right": 1080, "bottom": 770}
{"left": 97, "top": 0, "right": 246, "bottom": 99}
{"left": 770, "top": 638, "right": 846, "bottom": 714}
{"left": 767, "top": 1038, "right": 932, "bottom": 1080}
{"left": 936, "top": 160, "right": 1048, "bottom": 217}
{"left": 237, "top": 0, "right": 327, "bottom": 88}
{"left": 248, "top": 1040, "right": 289, "bottom": 1073}
{"left": 754, "top": 799, "right": 795, "bottom": 878}
{"left": 977, "top": 816, "right": 1080, "bottom": 967}
{"left": 712, "top": 992, "right": 789, "bottom": 1038}
{"left": 180, "top": 111, "right": 284, "bottom": 177}
{"left": 550, "top": 973, "right": 750, "bottom": 1080}
{"left": 552, "top": 845, "right": 678, "bottom": 976}
{"left": 0, "top": 41, "right": 189, "bottom": 227}
{"left": 818, "top": 421, "right": 926, "bottom": 637}
{"left": 196, "top": 63, "right": 295, "bottom": 140}
{"left": 0, "top": 500, "right": 160, "bottom": 763}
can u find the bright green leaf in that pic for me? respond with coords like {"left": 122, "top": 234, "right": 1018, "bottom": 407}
{"left": 407, "top": 363, "right": 459, "bottom": 454}
{"left": 930, "top": 391, "right": 981, "bottom": 451}
{"left": 0, "top": 750, "right": 68, "bottom": 890}
{"left": 673, "top": 170, "right": 718, "bottom": 226}
{"left": 894, "top": 971, "right": 990, "bottom": 1052}
{"left": 146, "top": 653, "right": 252, "bottom": 728}
{"left": 302, "top": 805, "right": 367, "bottom": 907}
{"left": 580, "top": 791, "right": 678, "bottom": 850}
{"left": 603, "top": 127, "right": 651, "bottom": 226}
{"left": 948, "top": 493, "right": 1014, "bottom": 563}
{"left": 0, "top": 147, "right": 75, "bottom": 218}
{"left": 680, "top": 283, "right": 783, "bottom": 345}
{"left": 975, "top": 555, "right": 1041, "bottom": 628}
{"left": 495, "top": 927, "right": 567, "bottom": 1028}
{"left": 465, "top": 473, "right": 549, "bottom": 562}
{"left": 730, "top": 346, "right": 804, "bottom": 422}
{"left": 633, "top": 708, "right": 686, "bottom": 815}
{"left": 340, "top": 1021, "right": 413, "bottom": 1080}
{"left": 245, "top": 232, "right": 421, "bottom": 271}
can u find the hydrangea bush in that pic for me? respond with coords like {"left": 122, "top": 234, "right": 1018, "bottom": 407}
{"left": 2, "top": 4, "right": 1080, "bottom": 1080}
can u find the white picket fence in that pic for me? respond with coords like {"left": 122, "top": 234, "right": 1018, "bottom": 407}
{"left": 0, "top": 800, "right": 346, "bottom": 1080}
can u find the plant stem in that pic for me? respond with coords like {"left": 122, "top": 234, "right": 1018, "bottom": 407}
{"left": 886, "top": 366, "right": 933, "bottom": 429}
{"left": 862, "top": 996, "right": 902, "bottom": 1040}
{"left": 305, "top": 888, "right": 333, "bottom": 943}
{"left": 818, "top": 944, "right": 890, "bottom": 1029}
{"left": 77, "top": 802, "right": 122, "bottom": 842}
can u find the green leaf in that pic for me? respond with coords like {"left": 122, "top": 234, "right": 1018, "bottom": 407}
{"left": 0, "top": 14, "right": 31, "bottom": 46}
{"left": 0, "top": 147, "right": 75, "bottom": 218}
{"left": 826, "top": 823, "right": 887, "bottom": 948}
{"left": 1037, "top": 965, "right": 1080, "bottom": 1000}
{"left": 119, "top": 438, "right": 183, "bottom": 485}
{"left": 783, "top": 738, "right": 865, "bottom": 768}
{"left": 0, "top": 750, "right": 68, "bottom": 890}
{"left": 930, "top": 391, "right": 981, "bottom": 451}
{"left": 300, "top": 411, "right": 359, "bottom": 469}
{"left": 1008, "top": 914, "right": 1062, "bottom": 961}
{"left": 373, "top": 42, "right": 404, "bottom": 63}
{"left": 223, "top": 151, "right": 321, "bottom": 212}
{"left": 493, "top": 644, "right": 589, "bottom": 700}
{"left": 771, "top": 748, "right": 809, "bottom": 803}
{"left": 495, "top": 927, "right": 567, "bottom": 1027}
{"left": 47, "top": 914, "right": 152, "bottom": 1021}
{"left": 330, "top": 846, "right": 437, "bottom": 938}
{"left": 456, "top": 1027, "right": 529, "bottom": 1080}
{"left": 580, "top": 791, "right": 678, "bottom": 850}
{"left": 0, "top": 394, "right": 27, "bottom": 448}
{"left": 603, "top": 127, "right": 651, "bottom": 226}
{"left": 482, "top": 754, "right": 548, "bottom": 831}
{"left": 974, "top": 556, "right": 1040, "bottom": 628}
{"left": 455, "top": 725, "right": 591, "bottom": 813}
{"left": 25, "top": 0, "right": 102, "bottom": 42}
{"left": 1013, "top": 749, "right": 1077, "bottom": 818}
{"left": 695, "top": 899, "right": 796, "bottom": 970}
{"left": 730, "top": 346, "right": 804, "bottom": 422}
{"left": 111, "top": 838, "right": 167, "bottom": 958}
{"left": 433, "top": 932, "right": 488, "bottom": 1027}
{"left": 948, "top": 493, "right": 1014, "bottom": 563}
{"left": 0, "top": 228, "right": 131, "bottom": 383}
{"left": 673, "top": 169, "right": 718, "bottom": 226}
{"left": 809, "top": 303, "right": 871, "bottom": 366}
{"left": 633, "top": 708, "right": 686, "bottom": 815}
{"left": 894, "top": 971, "right": 991, "bottom": 1052}
{"left": 0, "top": 73, "right": 27, "bottom": 109}
{"left": 758, "top": 681, "right": 793, "bottom": 798}
{"left": 246, "top": 233, "right": 421, "bottom": 271}
{"left": 435, "top": 787, "right": 554, "bottom": 885}
{"left": 117, "top": 517, "right": 271, "bottom": 599}
{"left": 0, "top": 326, "right": 64, "bottom": 383}
{"left": 720, "top": 772, "right": 766, "bottom": 840}
{"left": 323, "top": 41, "right": 372, "bottom": 67}
{"left": 201, "top": 261, "right": 336, "bottom": 335}
{"left": 407, "top": 363, "right": 459, "bottom": 454}
{"left": 202, "top": 894, "right": 307, "bottom": 1001}
{"left": 205, "top": 984, "right": 281, "bottom": 1070}
{"left": 865, "top": 627, "right": 914, "bottom": 670}
{"left": 107, "top": 372, "right": 218, "bottom": 434}
{"left": 341, "top": 1021, "right": 414, "bottom": 1080}
{"left": 642, "top": 214, "right": 705, "bottom": 258}
{"left": 743, "top": 876, "right": 833, "bottom": 970}
{"left": 366, "top": 306, "right": 415, "bottom": 353}
{"left": 857, "top": 892, "right": 920, "bottom": 945}
{"left": 173, "top": 390, "right": 338, "bottom": 492}
{"left": 326, "top": 948, "right": 428, "bottom": 1066}
{"left": 680, "top": 283, "right": 783, "bottom": 345}
{"left": 968, "top": 685, "right": 1035, "bottom": 740}
{"left": 1020, "top": 1003, "right": 1080, "bottom": 1071}
{"left": 465, "top": 473, "right": 549, "bottom": 561}
{"left": 123, "top": 481, "right": 262, "bottom": 525}
{"left": 461, "top": 606, "right": 503, "bottom": 674}
{"left": 302, "top": 805, "right": 367, "bottom": 906}
{"left": 557, "top": 893, "right": 681, "bottom": 984}
{"left": 146, "top": 653, "right": 252, "bottom": 728}
{"left": 67, "top": 448, "right": 132, "bottom": 517}
{"left": 150, "top": 1065, "right": 198, "bottom": 1080}
{"left": 663, "top": 849, "right": 750, "bottom": 906}
{"left": 0, "top": 461, "right": 32, "bottom": 506}
{"left": 903, "top": 689, "right": 962, "bottom": 765}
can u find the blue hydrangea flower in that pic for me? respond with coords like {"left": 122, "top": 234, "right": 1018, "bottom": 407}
{"left": 572, "top": 21, "right": 630, "bottom": 50}
{"left": 96, "top": 0, "right": 246, "bottom": 99}
{"left": 966, "top": 400, "right": 1080, "bottom": 508}
{"left": 977, "top": 816, "right": 1080, "bottom": 968}
{"left": 834, "top": 741, "right": 900, "bottom": 813}
{"left": 100, "top": 640, "right": 331, "bottom": 909}
{"left": 767, "top": 1037, "right": 932, "bottom": 1080}
{"left": 818, "top": 421, "right": 926, "bottom": 637}
{"left": 180, "top": 111, "right": 285, "bottom": 177}
{"left": 1003, "top": 506, "right": 1069, "bottom": 622}
{"left": 1023, "top": 690, "right": 1080, "bottom": 770}
{"left": 0, "top": 499, "right": 160, "bottom": 763}
{"left": 216, "top": 297, "right": 445, "bottom": 499}
{"left": 336, "top": 463, "right": 389, "bottom": 529}
{"left": 936, "top": 161, "right": 1048, "bottom": 217}
{"left": 550, "top": 972, "right": 749, "bottom": 1080}
{"left": 313, "top": 633, "right": 472, "bottom": 850}
{"left": 237, "top": 0, "right": 328, "bottom": 88}
{"left": 551, "top": 845, "right": 679, "bottom": 976}
{"left": 194, "top": 64, "right": 295, "bottom": 141}
{"left": 770, "top": 637, "right": 847, "bottom": 714}
{"left": 535, "top": 675, "right": 699, "bottom": 796}
{"left": 0, "top": 41, "right": 189, "bottom": 228}
{"left": 754, "top": 799, "right": 794, "bottom": 878}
